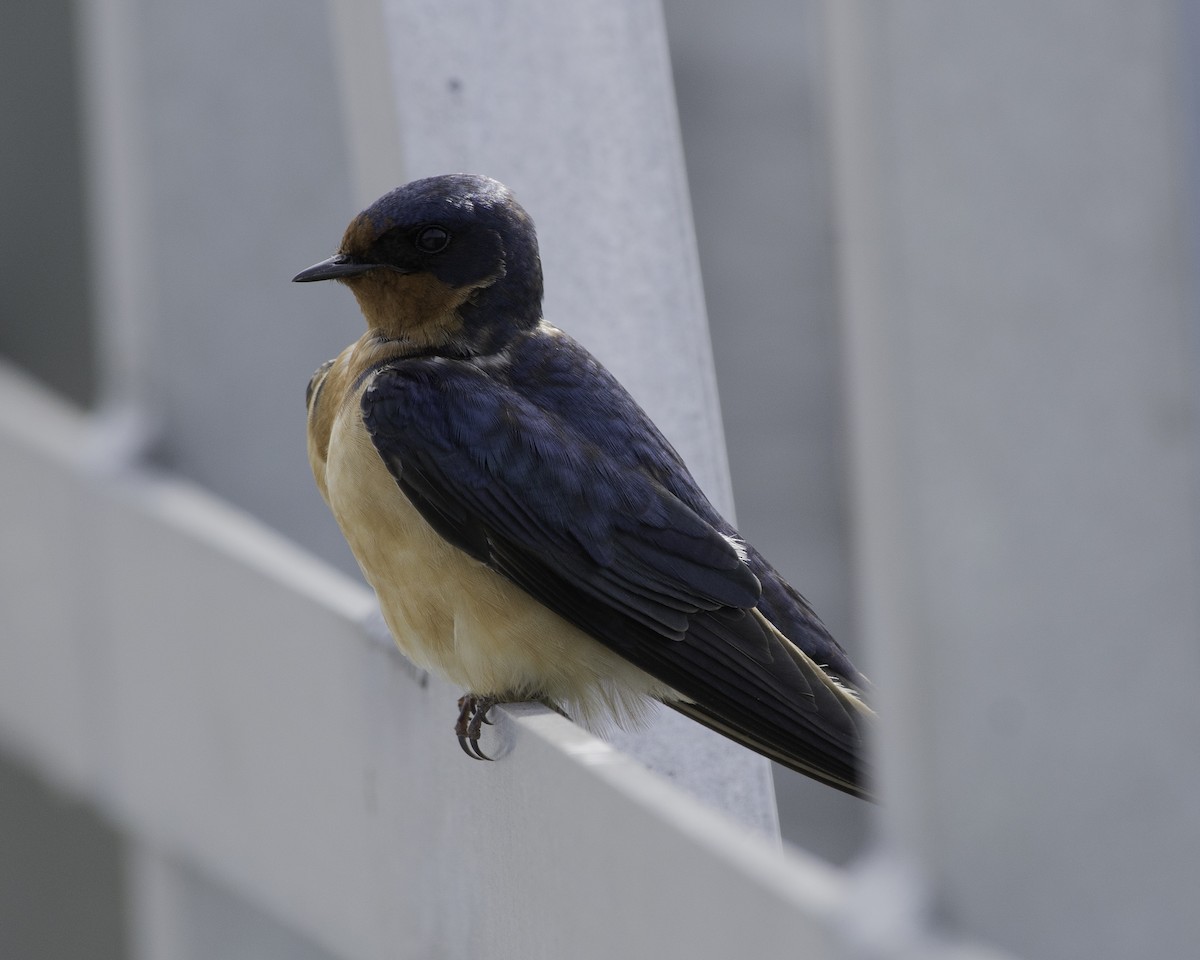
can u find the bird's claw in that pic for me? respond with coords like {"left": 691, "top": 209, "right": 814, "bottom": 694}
{"left": 455, "top": 694, "right": 499, "bottom": 761}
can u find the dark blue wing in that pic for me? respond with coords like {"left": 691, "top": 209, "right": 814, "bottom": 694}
{"left": 361, "top": 351, "right": 870, "bottom": 796}
{"left": 362, "top": 357, "right": 760, "bottom": 636}
{"left": 493, "top": 326, "right": 865, "bottom": 689}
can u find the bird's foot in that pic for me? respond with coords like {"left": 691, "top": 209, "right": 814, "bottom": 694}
{"left": 454, "top": 693, "right": 566, "bottom": 761}
{"left": 456, "top": 694, "right": 500, "bottom": 761}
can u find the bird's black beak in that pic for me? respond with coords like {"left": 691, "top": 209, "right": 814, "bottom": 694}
{"left": 292, "top": 254, "right": 379, "bottom": 283}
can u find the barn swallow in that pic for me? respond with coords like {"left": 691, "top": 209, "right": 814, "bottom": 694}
{"left": 295, "top": 174, "right": 873, "bottom": 798}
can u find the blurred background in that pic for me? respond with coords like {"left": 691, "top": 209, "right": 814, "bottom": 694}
{"left": 3, "top": 2, "right": 1200, "bottom": 959}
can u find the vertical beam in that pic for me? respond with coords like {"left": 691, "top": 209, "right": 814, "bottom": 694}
{"left": 829, "top": 3, "right": 1200, "bottom": 958}
{"left": 76, "top": 0, "right": 158, "bottom": 445}
{"left": 319, "top": 0, "right": 780, "bottom": 832}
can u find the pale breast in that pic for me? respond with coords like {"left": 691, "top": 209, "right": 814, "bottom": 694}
{"left": 316, "top": 371, "right": 677, "bottom": 730}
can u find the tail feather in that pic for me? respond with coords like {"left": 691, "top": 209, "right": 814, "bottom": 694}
{"left": 668, "top": 609, "right": 874, "bottom": 800}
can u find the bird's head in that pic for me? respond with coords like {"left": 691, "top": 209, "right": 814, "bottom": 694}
{"left": 294, "top": 174, "right": 544, "bottom": 354}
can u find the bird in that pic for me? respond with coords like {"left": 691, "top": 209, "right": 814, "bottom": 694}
{"left": 294, "top": 173, "right": 873, "bottom": 798}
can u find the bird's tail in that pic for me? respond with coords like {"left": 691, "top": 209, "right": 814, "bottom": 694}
{"left": 668, "top": 609, "right": 875, "bottom": 800}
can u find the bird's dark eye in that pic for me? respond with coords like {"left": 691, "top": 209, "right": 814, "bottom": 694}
{"left": 415, "top": 225, "right": 451, "bottom": 254}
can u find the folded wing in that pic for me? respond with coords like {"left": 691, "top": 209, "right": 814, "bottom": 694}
{"left": 362, "top": 358, "right": 872, "bottom": 797}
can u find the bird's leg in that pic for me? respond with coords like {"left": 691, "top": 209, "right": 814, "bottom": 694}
{"left": 456, "top": 694, "right": 500, "bottom": 761}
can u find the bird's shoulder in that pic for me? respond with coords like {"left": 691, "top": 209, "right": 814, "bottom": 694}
{"left": 358, "top": 324, "right": 692, "bottom": 524}
{"left": 361, "top": 322, "right": 684, "bottom": 476}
